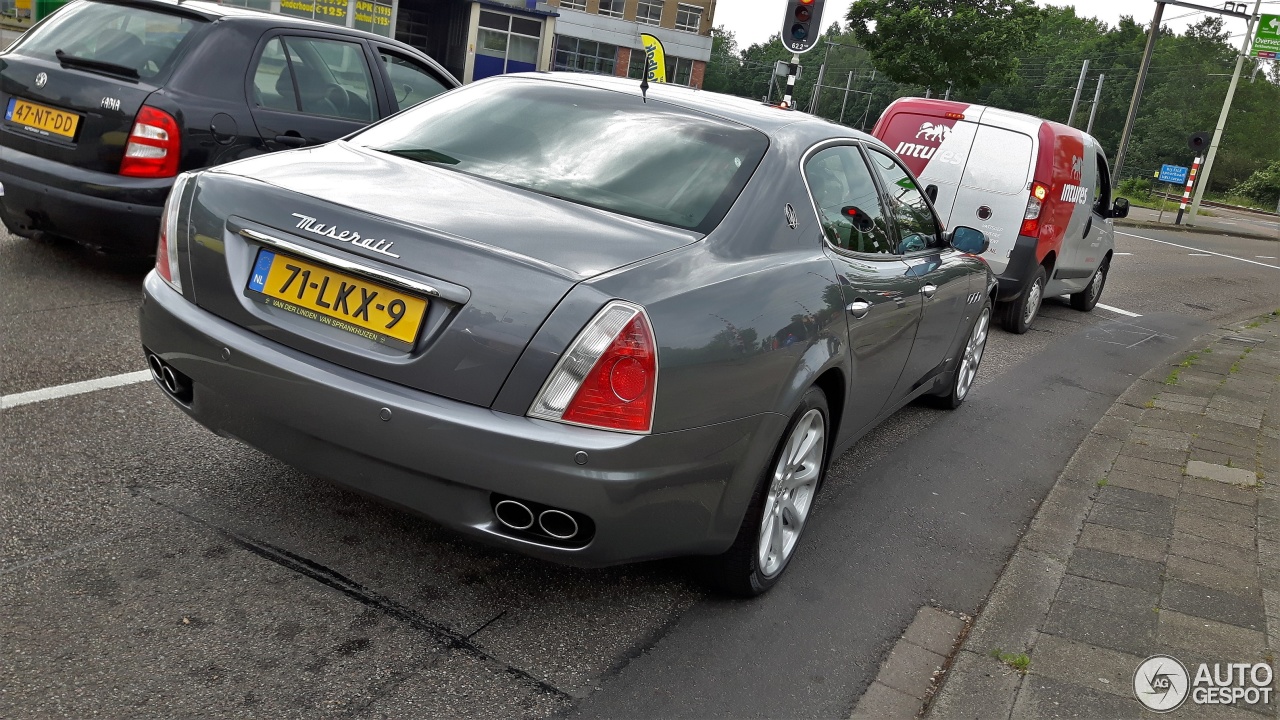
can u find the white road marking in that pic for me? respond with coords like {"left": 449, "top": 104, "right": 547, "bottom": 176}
{"left": 1259, "top": 256, "right": 1277, "bottom": 259}
{"left": 1117, "top": 231, "right": 1280, "bottom": 269}
{"left": 1096, "top": 303, "right": 1143, "bottom": 317}
{"left": 1188, "top": 253, "right": 1211, "bottom": 256}
{"left": 1, "top": 370, "right": 151, "bottom": 410}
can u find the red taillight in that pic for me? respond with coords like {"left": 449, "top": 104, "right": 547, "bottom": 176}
{"left": 121, "top": 106, "right": 181, "bottom": 178}
{"left": 1020, "top": 181, "right": 1049, "bottom": 238}
{"left": 528, "top": 302, "right": 658, "bottom": 434}
{"left": 155, "top": 172, "right": 192, "bottom": 293}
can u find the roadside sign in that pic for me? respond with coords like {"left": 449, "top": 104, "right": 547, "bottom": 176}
{"left": 1158, "top": 164, "right": 1189, "bottom": 184}
{"left": 1254, "top": 14, "right": 1280, "bottom": 58}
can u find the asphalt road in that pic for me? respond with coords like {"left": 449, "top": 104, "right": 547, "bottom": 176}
{"left": 2, "top": 227, "right": 1278, "bottom": 718}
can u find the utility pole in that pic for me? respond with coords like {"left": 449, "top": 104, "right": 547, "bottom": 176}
{"left": 838, "top": 70, "right": 853, "bottom": 124}
{"left": 810, "top": 61, "right": 826, "bottom": 113}
{"left": 1188, "top": 0, "right": 1263, "bottom": 223}
{"left": 943, "top": 80, "right": 954, "bottom": 101}
{"left": 860, "top": 70, "right": 876, "bottom": 131}
{"left": 1086, "top": 73, "right": 1105, "bottom": 134}
{"left": 1113, "top": 2, "right": 1163, "bottom": 183}
{"left": 1067, "top": 59, "right": 1090, "bottom": 126}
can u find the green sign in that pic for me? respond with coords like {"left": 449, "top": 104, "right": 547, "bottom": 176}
{"left": 1253, "top": 14, "right": 1280, "bottom": 58}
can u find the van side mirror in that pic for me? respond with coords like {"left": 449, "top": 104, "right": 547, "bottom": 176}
{"left": 1111, "top": 197, "right": 1130, "bottom": 219}
{"left": 947, "top": 226, "right": 989, "bottom": 255}
{"left": 925, "top": 184, "right": 938, "bottom": 203}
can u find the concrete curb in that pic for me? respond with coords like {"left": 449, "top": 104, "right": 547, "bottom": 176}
{"left": 925, "top": 312, "right": 1280, "bottom": 719}
{"left": 1115, "top": 219, "right": 1278, "bottom": 243}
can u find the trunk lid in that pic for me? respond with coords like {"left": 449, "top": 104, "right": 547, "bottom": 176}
{"left": 0, "top": 0, "right": 206, "bottom": 173}
{"left": 185, "top": 142, "right": 699, "bottom": 407}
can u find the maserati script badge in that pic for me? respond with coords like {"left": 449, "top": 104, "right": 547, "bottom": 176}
{"left": 292, "top": 213, "right": 400, "bottom": 259}
{"left": 35, "top": 72, "right": 48, "bottom": 89}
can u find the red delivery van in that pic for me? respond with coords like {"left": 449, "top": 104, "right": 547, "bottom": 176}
{"left": 872, "top": 98, "right": 1130, "bottom": 333}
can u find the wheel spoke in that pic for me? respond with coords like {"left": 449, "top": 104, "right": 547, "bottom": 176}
{"left": 770, "top": 511, "right": 786, "bottom": 559}
{"left": 791, "top": 427, "right": 820, "bottom": 469}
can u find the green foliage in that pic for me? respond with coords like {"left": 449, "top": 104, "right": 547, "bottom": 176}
{"left": 990, "top": 649, "right": 1031, "bottom": 673}
{"left": 1228, "top": 160, "right": 1280, "bottom": 206}
{"left": 846, "top": 0, "right": 1041, "bottom": 90}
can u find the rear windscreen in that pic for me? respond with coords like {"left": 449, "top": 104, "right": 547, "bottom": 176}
{"left": 352, "top": 78, "right": 769, "bottom": 233}
{"left": 13, "top": 1, "right": 199, "bottom": 81}
{"left": 961, "top": 126, "right": 1033, "bottom": 195}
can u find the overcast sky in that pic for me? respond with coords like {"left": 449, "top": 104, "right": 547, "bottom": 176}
{"left": 715, "top": 1, "right": 1245, "bottom": 50}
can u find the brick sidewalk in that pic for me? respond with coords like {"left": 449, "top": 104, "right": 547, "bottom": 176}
{"left": 929, "top": 311, "right": 1280, "bottom": 719}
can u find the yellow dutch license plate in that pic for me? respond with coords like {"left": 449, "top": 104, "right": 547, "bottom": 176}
{"left": 5, "top": 98, "right": 81, "bottom": 139}
{"left": 246, "top": 249, "right": 428, "bottom": 350}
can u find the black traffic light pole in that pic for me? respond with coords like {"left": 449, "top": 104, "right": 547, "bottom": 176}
{"left": 780, "top": 0, "right": 825, "bottom": 109}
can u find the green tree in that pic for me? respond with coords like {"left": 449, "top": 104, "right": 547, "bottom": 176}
{"left": 846, "top": 0, "right": 1041, "bottom": 90}
{"left": 702, "top": 25, "right": 740, "bottom": 93}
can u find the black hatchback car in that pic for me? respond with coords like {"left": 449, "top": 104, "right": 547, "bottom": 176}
{"left": 0, "top": 0, "right": 458, "bottom": 253}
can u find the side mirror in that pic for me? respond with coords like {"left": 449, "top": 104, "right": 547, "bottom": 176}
{"left": 925, "top": 184, "right": 938, "bottom": 203}
{"left": 948, "top": 225, "right": 989, "bottom": 255}
{"left": 840, "top": 206, "right": 874, "bottom": 233}
{"left": 1111, "top": 197, "right": 1130, "bottom": 219}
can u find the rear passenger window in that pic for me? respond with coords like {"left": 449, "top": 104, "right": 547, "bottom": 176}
{"left": 867, "top": 148, "right": 941, "bottom": 254}
{"left": 379, "top": 52, "right": 450, "bottom": 110}
{"left": 252, "top": 36, "right": 376, "bottom": 122}
{"left": 13, "top": 0, "right": 197, "bottom": 80}
{"left": 804, "top": 145, "right": 895, "bottom": 256}
{"left": 961, "top": 126, "right": 1033, "bottom": 195}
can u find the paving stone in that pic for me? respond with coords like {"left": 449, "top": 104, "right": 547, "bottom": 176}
{"left": 1112, "top": 455, "right": 1185, "bottom": 481}
{"left": 1160, "top": 579, "right": 1265, "bottom": 631}
{"left": 849, "top": 681, "right": 921, "bottom": 720}
{"left": 1194, "top": 426, "right": 1263, "bottom": 451}
{"left": 1155, "top": 398, "right": 1207, "bottom": 414}
{"left": 1167, "top": 555, "right": 1258, "bottom": 598}
{"left": 1175, "top": 512, "right": 1255, "bottom": 549}
{"left": 1186, "top": 460, "right": 1262, "bottom": 487}
{"left": 1171, "top": 532, "right": 1257, "bottom": 574}
{"left": 1059, "top": 435, "right": 1124, "bottom": 486}
{"left": 1139, "top": 411, "right": 1205, "bottom": 434}
{"left": 1102, "top": 471, "right": 1179, "bottom": 499}
{"left": 877, "top": 638, "right": 946, "bottom": 699}
{"left": 1206, "top": 409, "right": 1264, "bottom": 429}
{"left": 1257, "top": 537, "right": 1280, "bottom": 572}
{"left": 1182, "top": 477, "right": 1259, "bottom": 506}
{"left": 1043, "top": 599, "right": 1158, "bottom": 657}
{"left": 1119, "top": 379, "right": 1167, "bottom": 409}
{"left": 1066, "top": 548, "right": 1163, "bottom": 594}
{"left": 1260, "top": 497, "right": 1280, "bottom": 520}
{"left": 1179, "top": 493, "right": 1257, "bottom": 527}
{"left": 1192, "top": 435, "right": 1267, "bottom": 458}
{"left": 1076, "top": 523, "right": 1167, "bottom": 564}
{"left": 903, "top": 607, "right": 967, "bottom": 658}
{"left": 927, "top": 650, "right": 1020, "bottom": 720}
{"left": 1159, "top": 392, "right": 1212, "bottom": 408}
{"left": 1157, "top": 609, "right": 1268, "bottom": 661}
{"left": 1120, "top": 442, "right": 1189, "bottom": 465}
{"left": 1010, "top": 675, "right": 1141, "bottom": 720}
{"left": 965, "top": 551, "right": 1066, "bottom": 659}
{"left": 1054, "top": 575, "right": 1158, "bottom": 615}
{"left": 1130, "top": 426, "right": 1193, "bottom": 449}
{"left": 1021, "top": 495, "right": 1090, "bottom": 564}
{"left": 1092, "top": 415, "right": 1136, "bottom": 440}
{"left": 1025, "top": 633, "right": 1142, "bottom": 700}
{"left": 1095, "top": 486, "right": 1175, "bottom": 514}
{"left": 1106, "top": 403, "right": 1145, "bottom": 422}
{"left": 1087, "top": 503, "right": 1174, "bottom": 538}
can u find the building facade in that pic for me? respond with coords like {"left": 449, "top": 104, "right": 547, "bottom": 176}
{"left": 214, "top": 0, "right": 715, "bottom": 88}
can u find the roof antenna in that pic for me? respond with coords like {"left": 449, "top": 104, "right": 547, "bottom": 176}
{"left": 639, "top": 72, "right": 649, "bottom": 103}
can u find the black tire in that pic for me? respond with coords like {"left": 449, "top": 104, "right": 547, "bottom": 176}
{"left": 1069, "top": 262, "right": 1108, "bottom": 311}
{"left": 931, "top": 299, "right": 992, "bottom": 410}
{"left": 710, "top": 387, "right": 829, "bottom": 597}
{"left": 1001, "top": 265, "right": 1046, "bottom": 334}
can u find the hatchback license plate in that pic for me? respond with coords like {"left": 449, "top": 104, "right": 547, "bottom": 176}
{"left": 5, "top": 98, "right": 80, "bottom": 139}
{"left": 246, "top": 249, "right": 428, "bottom": 350}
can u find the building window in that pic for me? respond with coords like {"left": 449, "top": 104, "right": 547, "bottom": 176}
{"left": 554, "top": 36, "right": 618, "bottom": 75}
{"left": 559, "top": 0, "right": 586, "bottom": 9}
{"left": 476, "top": 10, "right": 543, "bottom": 79}
{"left": 597, "top": 0, "right": 623, "bottom": 18}
{"left": 675, "top": 3, "right": 703, "bottom": 33}
{"left": 636, "top": 0, "right": 662, "bottom": 25}
{"left": 628, "top": 51, "right": 693, "bottom": 86}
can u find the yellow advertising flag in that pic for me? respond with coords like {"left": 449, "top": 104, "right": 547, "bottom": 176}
{"left": 639, "top": 33, "right": 667, "bottom": 83}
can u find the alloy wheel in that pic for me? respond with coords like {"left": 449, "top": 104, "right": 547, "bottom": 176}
{"left": 1023, "top": 278, "right": 1043, "bottom": 326}
{"left": 955, "top": 307, "right": 990, "bottom": 401}
{"left": 757, "top": 408, "right": 825, "bottom": 578}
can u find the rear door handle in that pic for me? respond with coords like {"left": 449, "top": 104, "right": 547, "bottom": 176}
{"left": 921, "top": 284, "right": 937, "bottom": 299}
{"left": 846, "top": 300, "right": 871, "bottom": 319}
{"left": 274, "top": 134, "right": 307, "bottom": 148}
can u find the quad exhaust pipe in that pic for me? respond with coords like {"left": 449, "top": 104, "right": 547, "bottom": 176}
{"left": 492, "top": 496, "right": 590, "bottom": 545}
{"left": 145, "top": 350, "right": 193, "bottom": 403}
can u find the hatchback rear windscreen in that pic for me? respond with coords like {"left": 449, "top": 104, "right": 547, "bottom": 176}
{"left": 13, "top": 1, "right": 199, "bottom": 81}
{"left": 352, "top": 78, "right": 769, "bottom": 233}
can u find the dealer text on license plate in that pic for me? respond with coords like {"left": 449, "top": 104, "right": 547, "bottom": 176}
{"left": 5, "top": 98, "right": 80, "bottom": 139}
{"left": 246, "top": 249, "right": 427, "bottom": 350}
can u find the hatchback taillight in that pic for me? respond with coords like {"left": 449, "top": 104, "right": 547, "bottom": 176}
{"left": 121, "top": 106, "right": 181, "bottom": 178}
{"left": 528, "top": 301, "right": 658, "bottom": 434}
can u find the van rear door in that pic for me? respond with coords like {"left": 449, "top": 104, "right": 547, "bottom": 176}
{"left": 875, "top": 107, "right": 978, "bottom": 225}
{"left": 950, "top": 124, "right": 1035, "bottom": 271}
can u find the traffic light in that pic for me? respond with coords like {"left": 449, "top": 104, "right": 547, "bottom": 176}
{"left": 782, "top": 0, "right": 826, "bottom": 54}
{"left": 1188, "top": 132, "right": 1210, "bottom": 153}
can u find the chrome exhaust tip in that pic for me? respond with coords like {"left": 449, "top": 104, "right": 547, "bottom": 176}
{"left": 161, "top": 365, "right": 180, "bottom": 395}
{"left": 537, "top": 509, "right": 579, "bottom": 540}
{"left": 147, "top": 353, "right": 164, "bottom": 380}
{"left": 494, "top": 499, "right": 535, "bottom": 530}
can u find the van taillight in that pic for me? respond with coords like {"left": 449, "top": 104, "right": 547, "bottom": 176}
{"left": 120, "top": 106, "right": 181, "bottom": 178}
{"left": 1019, "top": 181, "right": 1049, "bottom": 237}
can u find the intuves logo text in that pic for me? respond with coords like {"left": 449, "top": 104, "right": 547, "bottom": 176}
{"left": 292, "top": 213, "right": 400, "bottom": 259}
